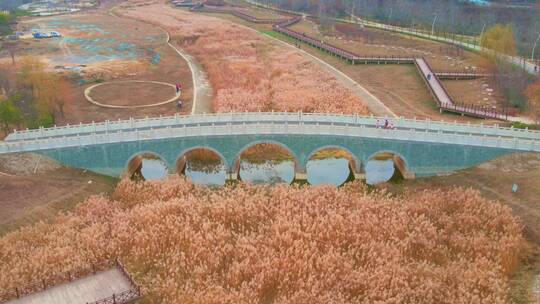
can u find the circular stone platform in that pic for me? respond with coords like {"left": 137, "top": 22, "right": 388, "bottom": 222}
{"left": 84, "top": 80, "right": 181, "bottom": 109}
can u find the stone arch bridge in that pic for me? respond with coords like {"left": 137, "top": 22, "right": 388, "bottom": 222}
{"left": 1, "top": 113, "right": 539, "bottom": 181}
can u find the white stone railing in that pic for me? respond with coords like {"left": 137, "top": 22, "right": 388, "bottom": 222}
{"left": 1, "top": 113, "right": 539, "bottom": 154}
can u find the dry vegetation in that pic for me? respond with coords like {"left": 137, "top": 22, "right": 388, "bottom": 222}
{"left": 0, "top": 178, "right": 526, "bottom": 303}
{"left": 120, "top": 4, "right": 369, "bottom": 115}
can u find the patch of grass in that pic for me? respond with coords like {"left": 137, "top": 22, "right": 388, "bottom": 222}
{"left": 12, "top": 9, "right": 31, "bottom": 17}
{"left": 510, "top": 122, "right": 540, "bottom": 130}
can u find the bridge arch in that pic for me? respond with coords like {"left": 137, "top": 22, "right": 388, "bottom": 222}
{"left": 365, "top": 150, "right": 414, "bottom": 184}
{"left": 305, "top": 145, "right": 360, "bottom": 172}
{"left": 175, "top": 146, "right": 229, "bottom": 175}
{"left": 125, "top": 150, "right": 169, "bottom": 180}
{"left": 234, "top": 140, "right": 300, "bottom": 183}
{"left": 304, "top": 145, "right": 361, "bottom": 186}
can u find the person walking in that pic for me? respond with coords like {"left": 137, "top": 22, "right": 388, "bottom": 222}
{"left": 175, "top": 83, "right": 180, "bottom": 93}
{"left": 177, "top": 99, "right": 183, "bottom": 109}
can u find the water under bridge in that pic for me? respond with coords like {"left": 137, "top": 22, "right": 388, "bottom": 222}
{"left": 1, "top": 113, "right": 539, "bottom": 181}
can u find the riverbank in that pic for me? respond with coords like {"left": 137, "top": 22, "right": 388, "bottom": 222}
{"left": 0, "top": 153, "right": 117, "bottom": 236}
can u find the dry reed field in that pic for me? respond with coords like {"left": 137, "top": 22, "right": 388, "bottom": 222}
{"left": 119, "top": 4, "right": 369, "bottom": 114}
{"left": 0, "top": 178, "right": 526, "bottom": 303}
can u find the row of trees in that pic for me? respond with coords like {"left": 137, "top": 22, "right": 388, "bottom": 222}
{"left": 480, "top": 25, "right": 540, "bottom": 122}
{"left": 0, "top": 57, "right": 70, "bottom": 134}
{"left": 0, "top": 0, "right": 31, "bottom": 11}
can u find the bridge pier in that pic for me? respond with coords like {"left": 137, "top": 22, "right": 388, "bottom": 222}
{"left": 294, "top": 170, "right": 308, "bottom": 182}
{"left": 393, "top": 155, "right": 415, "bottom": 180}
{"left": 227, "top": 160, "right": 242, "bottom": 181}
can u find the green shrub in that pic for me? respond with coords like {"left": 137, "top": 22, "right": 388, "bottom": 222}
{"left": 0, "top": 99, "right": 22, "bottom": 132}
{"left": 509, "top": 122, "right": 540, "bottom": 130}
{"left": 25, "top": 112, "right": 54, "bottom": 129}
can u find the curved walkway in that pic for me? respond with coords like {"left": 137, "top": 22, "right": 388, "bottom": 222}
{"left": 84, "top": 80, "right": 181, "bottom": 109}
{"left": 108, "top": 5, "right": 213, "bottom": 114}
{"left": 162, "top": 30, "right": 213, "bottom": 114}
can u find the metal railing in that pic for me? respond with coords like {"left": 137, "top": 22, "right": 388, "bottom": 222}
{"left": 0, "top": 259, "right": 141, "bottom": 304}
{"left": 87, "top": 259, "right": 141, "bottom": 304}
{"left": 1, "top": 113, "right": 539, "bottom": 154}
{"left": 434, "top": 70, "right": 492, "bottom": 80}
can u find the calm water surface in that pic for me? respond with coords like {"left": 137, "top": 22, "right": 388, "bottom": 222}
{"left": 140, "top": 158, "right": 168, "bottom": 180}
{"left": 140, "top": 158, "right": 397, "bottom": 185}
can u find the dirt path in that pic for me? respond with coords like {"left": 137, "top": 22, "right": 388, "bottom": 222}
{"left": 167, "top": 38, "right": 213, "bottom": 114}
{"left": 110, "top": 4, "right": 213, "bottom": 114}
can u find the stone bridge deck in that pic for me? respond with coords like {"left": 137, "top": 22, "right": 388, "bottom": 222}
{"left": 1, "top": 113, "right": 539, "bottom": 179}
{"left": 4, "top": 113, "right": 539, "bottom": 145}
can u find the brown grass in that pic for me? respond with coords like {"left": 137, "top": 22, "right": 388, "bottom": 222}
{"left": 121, "top": 4, "right": 369, "bottom": 115}
{"left": 0, "top": 178, "right": 526, "bottom": 303}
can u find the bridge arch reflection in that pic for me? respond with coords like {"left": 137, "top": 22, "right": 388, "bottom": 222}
{"left": 234, "top": 140, "right": 299, "bottom": 184}
{"left": 305, "top": 146, "right": 361, "bottom": 186}
{"left": 366, "top": 150, "right": 413, "bottom": 184}
{"left": 176, "top": 147, "right": 228, "bottom": 185}
{"left": 126, "top": 151, "right": 168, "bottom": 180}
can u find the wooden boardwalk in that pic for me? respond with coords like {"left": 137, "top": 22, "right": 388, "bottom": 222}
{"left": 189, "top": 4, "right": 513, "bottom": 121}
{"left": 5, "top": 269, "right": 133, "bottom": 304}
{"left": 414, "top": 58, "right": 453, "bottom": 106}
{"left": 435, "top": 71, "right": 492, "bottom": 80}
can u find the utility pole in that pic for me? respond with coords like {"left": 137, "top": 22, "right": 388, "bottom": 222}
{"left": 350, "top": 0, "right": 355, "bottom": 23}
{"left": 431, "top": 14, "right": 438, "bottom": 37}
{"left": 532, "top": 32, "right": 540, "bottom": 61}
{"left": 479, "top": 23, "right": 486, "bottom": 50}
